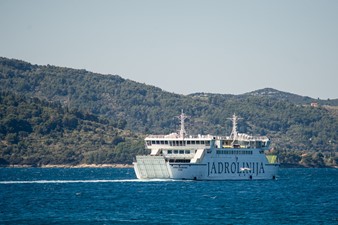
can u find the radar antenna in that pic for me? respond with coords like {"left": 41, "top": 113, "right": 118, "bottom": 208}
{"left": 176, "top": 110, "right": 190, "bottom": 138}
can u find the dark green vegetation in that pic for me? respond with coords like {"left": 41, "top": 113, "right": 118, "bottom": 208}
{"left": 0, "top": 91, "right": 146, "bottom": 166}
{"left": 1, "top": 57, "right": 337, "bottom": 167}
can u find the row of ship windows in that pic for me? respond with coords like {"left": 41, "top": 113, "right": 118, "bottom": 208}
{"left": 216, "top": 150, "right": 253, "bottom": 155}
{"left": 147, "top": 140, "right": 211, "bottom": 146}
{"left": 167, "top": 150, "right": 192, "bottom": 154}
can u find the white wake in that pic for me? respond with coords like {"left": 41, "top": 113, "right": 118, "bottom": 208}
{"left": 0, "top": 179, "right": 176, "bottom": 184}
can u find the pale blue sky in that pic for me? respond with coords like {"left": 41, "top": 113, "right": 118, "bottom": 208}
{"left": 1, "top": 0, "right": 337, "bottom": 99}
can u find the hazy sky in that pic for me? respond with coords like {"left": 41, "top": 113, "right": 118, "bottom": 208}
{"left": 1, "top": 0, "right": 337, "bottom": 99}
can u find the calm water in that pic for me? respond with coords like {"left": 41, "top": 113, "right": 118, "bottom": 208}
{"left": 0, "top": 168, "right": 337, "bottom": 225}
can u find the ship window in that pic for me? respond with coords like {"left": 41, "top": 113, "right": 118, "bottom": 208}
{"left": 196, "top": 141, "right": 200, "bottom": 144}
{"left": 201, "top": 141, "right": 205, "bottom": 144}
{"left": 256, "top": 141, "right": 262, "bottom": 148}
{"left": 179, "top": 150, "right": 184, "bottom": 154}
{"left": 191, "top": 141, "right": 195, "bottom": 144}
{"left": 187, "top": 141, "right": 191, "bottom": 145}
{"left": 156, "top": 141, "right": 160, "bottom": 144}
{"left": 151, "top": 140, "right": 155, "bottom": 144}
{"left": 185, "top": 150, "right": 190, "bottom": 154}
{"left": 146, "top": 141, "right": 151, "bottom": 146}
{"left": 160, "top": 141, "right": 164, "bottom": 144}
{"left": 174, "top": 150, "right": 178, "bottom": 154}
{"left": 165, "top": 141, "right": 168, "bottom": 145}
{"left": 206, "top": 141, "right": 210, "bottom": 146}
{"left": 168, "top": 150, "right": 172, "bottom": 154}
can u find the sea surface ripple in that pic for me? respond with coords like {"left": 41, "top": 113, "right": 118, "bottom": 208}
{"left": 0, "top": 168, "right": 337, "bottom": 225}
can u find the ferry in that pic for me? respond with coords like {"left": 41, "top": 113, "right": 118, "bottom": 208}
{"left": 133, "top": 111, "right": 279, "bottom": 180}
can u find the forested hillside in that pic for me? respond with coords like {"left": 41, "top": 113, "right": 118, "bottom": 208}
{"left": 0, "top": 91, "right": 145, "bottom": 166}
{"left": 244, "top": 88, "right": 338, "bottom": 105}
{"left": 0, "top": 57, "right": 337, "bottom": 167}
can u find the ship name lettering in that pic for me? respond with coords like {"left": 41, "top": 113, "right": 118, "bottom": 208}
{"left": 218, "top": 162, "right": 223, "bottom": 173}
{"left": 211, "top": 162, "right": 217, "bottom": 174}
{"left": 224, "top": 162, "right": 229, "bottom": 173}
{"left": 231, "top": 162, "right": 236, "bottom": 173}
{"left": 208, "top": 162, "right": 265, "bottom": 176}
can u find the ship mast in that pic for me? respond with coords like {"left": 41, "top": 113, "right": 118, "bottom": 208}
{"left": 177, "top": 110, "right": 190, "bottom": 138}
{"left": 229, "top": 113, "right": 241, "bottom": 143}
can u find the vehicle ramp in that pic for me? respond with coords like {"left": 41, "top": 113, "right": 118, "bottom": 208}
{"left": 134, "top": 155, "right": 170, "bottom": 179}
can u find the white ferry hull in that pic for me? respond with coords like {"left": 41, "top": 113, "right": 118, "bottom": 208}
{"left": 134, "top": 155, "right": 279, "bottom": 180}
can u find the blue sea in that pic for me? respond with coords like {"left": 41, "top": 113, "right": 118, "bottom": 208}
{"left": 0, "top": 168, "right": 337, "bottom": 225}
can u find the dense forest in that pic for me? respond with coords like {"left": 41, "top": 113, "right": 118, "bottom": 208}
{"left": 0, "top": 57, "right": 337, "bottom": 167}
{"left": 0, "top": 91, "right": 146, "bottom": 166}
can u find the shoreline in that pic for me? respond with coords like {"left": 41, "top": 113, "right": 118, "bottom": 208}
{"left": 1, "top": 163, "right": 337, "bottom": 169}
{"left": 4, "top": 164, "right": 134, "bottom": 168}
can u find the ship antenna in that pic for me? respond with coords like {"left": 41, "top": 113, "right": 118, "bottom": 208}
{"left": 176, "top": 110, "right": 190, "bottom": 138}
{"left": 228, "top": 113, "right": 241, "bottom": 142}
